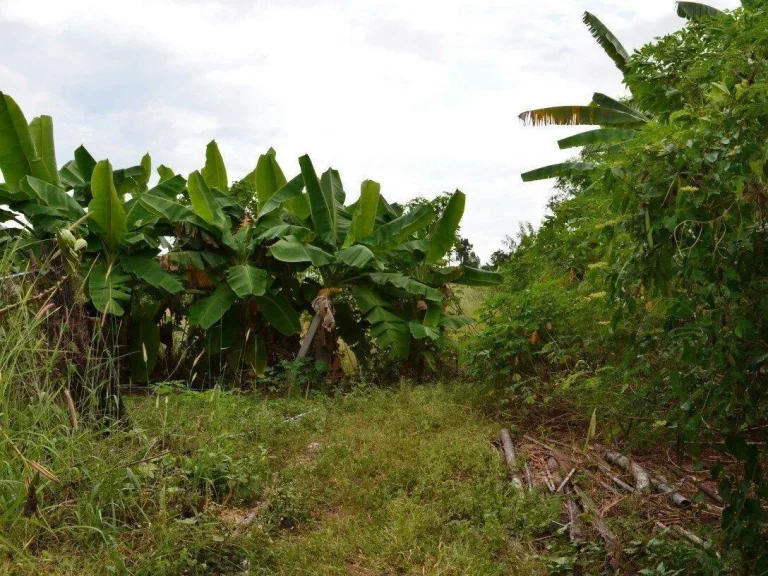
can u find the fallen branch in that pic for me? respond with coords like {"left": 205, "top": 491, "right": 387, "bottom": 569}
{"left": 500, "top": 429, "right": 524, "bottom": 489}
{"left": 596, "top": 445, "right": 690, "bottom": 508}
{"left": 546, "top": 457, "right": 584, "bottom": 543}
{"left": 651, "top": 473, "right": 691, "bottom": 508}
{"left": 572, "top": 482, "right": 621, "bottom": 570}
{"left": 556, "top": 468, "right": 576, "bottom": 493}
{"left": 524, "top": 463, "right": 533, "bottom": 492}
{"left": 667, "top": 465, "right": 723, "bottom": 505}
{"left": 655, "top": 522, "right": 710, "bottom": 550}
{"left": 595, "top": 444, "right": 650, "bottom": 493}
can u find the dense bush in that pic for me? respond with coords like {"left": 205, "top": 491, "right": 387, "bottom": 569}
{"left": 474, "top": 1, "right": 768, "bottom": 571}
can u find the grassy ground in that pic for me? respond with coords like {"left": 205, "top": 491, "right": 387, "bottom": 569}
{"left": 2, "top": 383, "right": 564, "bottom": 576}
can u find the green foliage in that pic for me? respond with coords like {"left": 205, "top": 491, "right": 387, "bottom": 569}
{"left": 501, "top": 1, "right": 768, "bottom": 571}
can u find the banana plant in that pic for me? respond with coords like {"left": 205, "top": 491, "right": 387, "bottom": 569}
{"left": 255, "top": 153, "right": 451, "bottom": 372}
{"left": 149, "top": 146, "right": 308, "bottom": 383}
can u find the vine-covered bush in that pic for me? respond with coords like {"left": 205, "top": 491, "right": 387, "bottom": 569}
{"left": 476, "top": 2, "right": 768, "bottom": 571}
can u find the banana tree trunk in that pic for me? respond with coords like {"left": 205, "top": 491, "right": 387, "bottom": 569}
{"left": 297, "top": 313, "right": 322, "bottom": 359}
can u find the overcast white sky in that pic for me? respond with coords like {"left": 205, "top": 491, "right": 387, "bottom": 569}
{"left": 0, "top": 0, "right": 736, "bottom": 261}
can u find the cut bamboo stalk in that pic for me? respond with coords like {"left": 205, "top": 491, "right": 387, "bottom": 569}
{"left": 668, "top": 465, "right": 724, "bottom": 505}
{"left": 595, "top": 445, "right": 650, "bottom": 493}
{"left": 500, "top": 429, "right": 524, "bottom": 489}
{"left": 651, "top": 473, "right": 691, "bottom": 508}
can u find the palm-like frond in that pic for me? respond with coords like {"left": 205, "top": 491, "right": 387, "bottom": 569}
{"left": 557, "top": 128, "right": 638, "bottom": 150}
{"left": 521, "top": 162, "right": 596, "bottom": 183}
{"left": 518, "top": 106, "right": 644, "bottom": 126}
{"left": 591, "top": 93, "right": 649, "bottom": 120}
{"left": 676, "top": 2, "right": 723, "bottom": 18}
{"left": 583, "top": 12, "right": 630, "bottom": 72}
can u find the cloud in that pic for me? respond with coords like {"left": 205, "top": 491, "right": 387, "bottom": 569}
{"left": 0, "top": 0, "right": 738, "bottom": 260}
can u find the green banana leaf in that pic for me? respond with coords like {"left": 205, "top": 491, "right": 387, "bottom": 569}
{"left": 255, "top": 292, "right": 301, "bottom": 336}
{"left": 88, "top": 160, "right": 128, "bottom": 252}
{"left": 188, "top": 170, "right": 227, "bottom": 228}
{"left": 518, "top": 106, "right": 643, "bottom": 126}
{"left": 269, "top": 239, "right": 335, "bottom": 267}
{"left": 558, "top": 128, "right": 637, "bottom": 150}
{"left": 676, "top": 2, "right": 723, "bottom": 18}
{"left": 29, "top": 115, "right": 60, "bottom": 187}
{"left": 0, "top": 92, "right": 50, "bottom": 190}
{"left": 89, "top": 262, "right": 132, "bottom": 316}
{"left": 227, "top": 264, "right": 269, "bottom": 297}
{"left": 321, "top": 168, "right": 345, "bottom": 206}
{"left": 189, "top": 284, "right": 238, "bottom": 330}
{"left": 255, "top": 148, "right": 287, "bottom": 206}
{"left": 157, "top": 165, "right": 176, "bottom": 183}
{"left": 200, "top": 140, "right": 228, "bottom": 191}
{"left": 19, "top": 176, "right": 84, "bottom": 220}
{"left": 257, "top": 174, "right": 305, "bottom": 218}
{"left": 361, "top": 205, "right": 435, "bottom": 247}
{"left": 368, "top": 272, "right": 444, "bottom": 302}
{"left": 335, "top": 244, "right": 375, "bottom": 268}
{"left": 299, "top": 154, "right": 337, "bottom": 246}
{"left": 409, "top": 320, "right": 440, "bottom": 341}
{"left": 129, "top": 311, "right": 160, "bottom": 382}
{"left": 521, "top": 162, "right": 596, "bottom": 182}
{"left": 582, "top": 12, "right": 629, "bottom": 72}
{"left": 346, "top": 179, "right": 381, "bottom": 247}
{"left": 426, "top": 190, "right": 465, "bottom": 264}
{"left": 120, "top": 255, "right": 184, "bottom": 294}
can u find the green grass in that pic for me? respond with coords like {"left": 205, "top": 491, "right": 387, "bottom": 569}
{"left": 1, "top": 383, "right": 561, "bottom": 575}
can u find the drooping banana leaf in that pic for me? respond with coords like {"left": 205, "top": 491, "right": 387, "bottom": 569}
{"left": 439, "top": 314, "right": 475, "bottom": 330}
{"left": 120, "top": 255, "right": 184, "bottom": 294}
{"left": 88, "top": 160, "right": 128, "bottom": 252}
{"left": 409, "top": 320, "right": 440, "bottom": 341}
{"left": 227, "top": 264, "right": 269, "bottom": 297}
{"left": 352, "top": 285, "right": 389, "bottom": 313}
{"left": 59, "top": 160, "right": 85, "bottom": 189}
{"left": 591, "top": 93, "right": 647, "bottom": 119}
{"left": 368, "top": 272, "right": 444, "bottom": 302}
{"left": 200, "top": 140, "right": 228, "bottom": 191}
{"left": 28, "top": 115, "right": 60, "bottom": 187}
{"left": 361, "top": 205, "right": 435, "bottom": 247}
{"left": 557, "top": 128, "right": 638, "bottom": 150}
{"left": 423, "top": 301, "right": 442, "bottom": 328}
{"left": 257, "top": 174, "right": 305, "bottom": 218}
{"left": 451, "top": 266, "right": 503, "bottom": 286}
{"left": 188, "top": 284, "right": 238, "bottom": 330}
{"left": 204, "top": 306, "right": 241, "bottom": 355}
{"left": 269, "top": 239, "right": 335, "bottom": 267}
{"left": 257, "top": 224, "right": 312, "bottom": 242}
{"left": 335, "top": 244, "right": 376, "bottom": 268}
{"left": 88, "top": 262, "right": 132, "bottom": 316}
{"left": 582, "top": 11, "right": 629, "bottom": 72}
{"left": 426, "top": 190, "right": 465, "bottom": 264}
{"left": 521, "top": 162, "right": 596, "bottom": 183}
{"left": 676, "top": 2, "right": 723, "bottom": 18}
{"left": 0, "top": 92, "right": 50, "bottom": 190}
{"left": 518, "top": 106, "right": 644, "bottom": 126}
{"left": 255, "top": 292, "right": 301, "bottom": 336}
{"left": 19, "top": 176, "right": 84, "bottom": 220}
{"left": 129, "top": 311, "right": 160, "bottom": 382}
